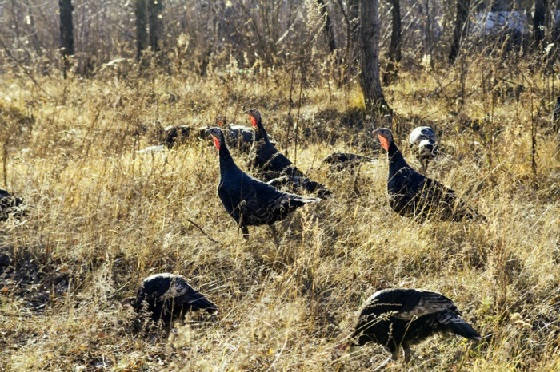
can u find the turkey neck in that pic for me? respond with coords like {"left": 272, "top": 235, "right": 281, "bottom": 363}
{"left": 255, "top": 120, "right": 270, "bottom": 144}
{"left": 218, "top": 141, "right": 240, "bottom": 176}
{"left": 387, "top": 141, "right": 409, "bottom": 176}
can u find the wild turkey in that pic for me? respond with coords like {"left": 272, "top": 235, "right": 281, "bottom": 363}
{"left": 322, "top": 152, "right": 373, "bottom": 171}
{"left": 134, "top": 273, "right": 217, "bottom": 324}
{"left": 0, "top": 189, "right": 25, "bottom": 221}
{"left": 347, "top": 288, "right": 480, "bottom": 365}
{"left": 409, "top": 126, "right": 438, "bottom": 173}
{"left": 373, "top": 128, "right": 484, "bottom": 221}
{"left": 210, "top": 128, "right": 319, "bottom": 237}
{"left": 247, "top": 109, "right": 330, "bottom": 197}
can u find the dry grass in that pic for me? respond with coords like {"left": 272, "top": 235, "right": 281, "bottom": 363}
{"left": 1, "top": 58, "right": 560, "bottom": 371}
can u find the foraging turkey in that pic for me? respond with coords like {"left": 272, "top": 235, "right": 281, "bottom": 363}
{"left": 134, "top": 273, "right": 217, "bottom": 324}
{"left": 374, "top": 128, "right": 483, "bottom": 221}
{"left": 247, "top": 109, "right": 330, "bottom": 197}
{"left": 210, "top": 128, "right": 319, "bottom": 237}
{"left": 322, "top": 152, "right": 373, "bottom": 171}
{"left": 347, "top": 288, "right": 480, "bottom": 365}
{"left": 409, "top": 126, "right": 438, "bottom": 173}
{"left": 0, "top": 188, "right": 25, "bottom": 221}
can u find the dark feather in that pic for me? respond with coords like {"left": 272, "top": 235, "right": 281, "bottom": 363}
{"left": 248, "top": 109, "right": 330, "bottom": 197}
{"left": 210, "top": 128, "right": 318, "bottom": 233}
{"left": 375, "top": 128, "right": 484, "bottom": 221}
{"left": 134, "top": 273, "right": 217, "bottom": 324}
{"left": 351, "top": 288, "right": 480, "bottom": 358}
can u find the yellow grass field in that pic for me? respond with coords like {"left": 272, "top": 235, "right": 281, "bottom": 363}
{"left": 1, "top": 60, "right": 559, "bottom": 371}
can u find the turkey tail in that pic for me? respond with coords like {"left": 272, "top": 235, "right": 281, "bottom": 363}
{"left": 439, "top": 312, "right": 480, "bottom": 339}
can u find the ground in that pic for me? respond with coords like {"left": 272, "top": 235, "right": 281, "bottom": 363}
{"left": 0, "top": 59, "right": 559, "bottom": 371}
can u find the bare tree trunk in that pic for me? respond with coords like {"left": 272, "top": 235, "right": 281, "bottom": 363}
{"left": 388, "top": 0, "right": 402, "bottom": 63}
{"left": 9, "top": 0, "right": 20, "bottom": 49}
{"left": 318, "top": 0, "right": 336, "bottom": 53}
{"left": 449, "top": 0, "right": 471, "bottom": 63}
{"left": 554, "top": 0, "right": 560, "bottom": 41}
{"left": 148, "top": 0, "right": 163, "bottom": 52}
{"left": 348, "top": 0, "right": 360, "bottom": 62}
{"left": 58, "top": 0, "right": 74, "bottom": 78}
{"left": 23, "top": 0, "right": 42, "bottom": 56}
{"left": 384, "top": 0, "right": 402, "bottom": 84}
{"left": 135, "top": 0, "right": 147, "bottom": 59}
{"left": 422, "top": 0, "right": 434, "bottom": 69}
{"left": 359, "top": 0, "right": 390, "bottom": 115}
{"left": 534, "top": 0, "right": 547, "bottom": 45}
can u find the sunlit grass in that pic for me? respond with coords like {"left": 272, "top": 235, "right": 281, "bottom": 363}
{"left": 0, "top": 58, "right": 559, "bottom": 370}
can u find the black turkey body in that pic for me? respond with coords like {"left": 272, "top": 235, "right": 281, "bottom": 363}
{"left": 134, "top": 273, "right": 217, "bottom": 324}
{"left": 210, "top": 128, "right": 318, "bottom": 236}
{"left": 351, "top": 288, "right": 480, "bottom": 361}
{"left": 374, "top": 128, "right": 483, "bottom": 221}
{"left": 248, "top": 109, "right": 330, "bottom": 197}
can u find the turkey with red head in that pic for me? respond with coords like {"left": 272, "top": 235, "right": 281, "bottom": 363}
{"left": 247, "top": 109, "right": 330, "bottom": 198}
{"left": 373, "top": 128, "right": 484, "bottom": 221}
{"left": 209, "top": 128, "right": 319, "bottom": 237}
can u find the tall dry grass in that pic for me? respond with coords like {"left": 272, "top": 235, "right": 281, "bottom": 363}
{"left": 0, "top": 57, "right": 559, "bottom": 371}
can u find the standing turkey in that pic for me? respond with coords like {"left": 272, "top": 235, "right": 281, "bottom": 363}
{"left": 134, "top": 273, "right": 217, "bottom": 325}
{"left": 373, "top": 128, "right": 483, "bottom": 221}
{"left": 409, "top": 126, "right": 438, "bottom": 173}
{"left": 210, "top": 128, "right": 319, "bottom": 237}
{"left": 0, "top": 188, "right": 25, "bottom": 221}
{"left": 247, "top": 109, "right": 330, "bottom": 198}
{"left": 348, "top": 288, "right": 480, "bottom": 365}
